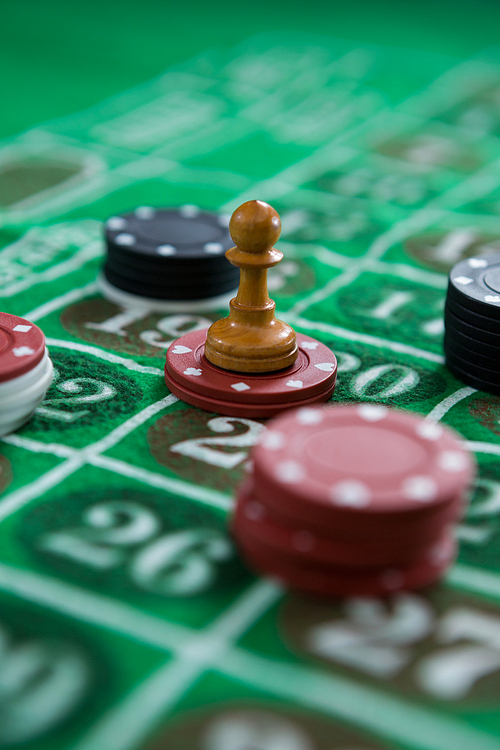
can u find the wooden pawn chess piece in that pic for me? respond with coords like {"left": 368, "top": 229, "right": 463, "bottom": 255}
{"left": 204, "top": 200, "right": 298, "bottom": 373}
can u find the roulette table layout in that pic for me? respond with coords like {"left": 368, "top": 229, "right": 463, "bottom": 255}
{"left": 2, "top": 2, "right": 500, "bottom": 749}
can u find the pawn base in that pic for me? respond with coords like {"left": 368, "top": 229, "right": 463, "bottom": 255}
{"left": 165, "top": 328, "right": 337, "bottom": 418}
{"left": 204, "top": 336, "right": 298, "bottom": 374}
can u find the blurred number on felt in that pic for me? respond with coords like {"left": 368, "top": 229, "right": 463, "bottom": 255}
{"left": 170, "top": 417, "right": 265, "bottom": 469}
{"left": 306, "top": 593, "right": 500, "bottom": 700}
{"left": 202, "top": 713, "right": 314, "bottom": 750}
{"left": 337, "top": 351, "right": 421, "bottom": 401}
{"left": 36, "top": 368, "right": 116, "bottom": 422}
{"left": 366, "top": 291, "right": 443, "bottom": 337}
{"left": 38, "top": 500, "right": 233, "bottom": 596}
{"left": 87, "top": 309, "right": 212, "bottom": 350}
{"left": 0, "top": 622, "right": 88, "bottom": 743}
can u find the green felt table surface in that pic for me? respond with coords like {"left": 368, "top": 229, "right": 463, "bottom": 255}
{"left": 1, "top": 2, "right": 500, "bottom": 749}
{"left": 1, "top": 0, "right": 500, "bottom": 139}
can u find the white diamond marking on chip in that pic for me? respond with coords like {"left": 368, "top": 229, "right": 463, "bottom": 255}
{"left": 416, "top": 422, "right": 443, "bottom": 440}
{"left": 13, "top": 346, "right": 35, "bottom": 357}
{"left": 13, "top": 325, "right": 32, "bottom": 333}
{"left": 184, "top": 367, "right": 202, "bottom": 376}
{"left": 157, "top": 244, "right": 176, "bottom": 256}
{"left": 218, "top": 213, "right": 231, "bottom": 227}
{"left": 244, "top": 501, "right": 266, "bottom": 521}
{"left": 116, "top": 233, "right": 135, "bottom": 246}
{"left": 301, "top": 341, "right": 319, "bottom": 350}
{"left": 231, "top": 382, "right": 251, "bottom": 392}
{"left": 428, "top": 539, "right": 444, "bottom": 563}
{"left": 468, "top": 258, "right": 488, "bottom": 268}
{"left": 107, "top": 216, "right": 127, "bottom": 231}
{"left": 204, "top": 242, "right": 224, "bottom": 254}
{"left": 171, "top": 345, "right": 192, "bottom": 354}
{"left": 286, "top": 380, "right": 303, "bottom": 389}
{"left": 292, "top": 530, "right": 315, "bottom": 552}
{"left": 429, "top": 536, "right": 451, "bottom": 564}
{"left": 135, "top": 206, "right": 155, "bottom": 219}
{"left": 402, "top": 475, "right": 438, "bottom": 501}
{"left": 485, "top": 295, "right": 500, "bottom": 303}
{"left": 180, "top": 204, "right": 199, "bottom": 218}
{"left": 275, "top": 460, "right": 306, "bottom": 483}
{"left": 261, "top": 431, "right": 285, "bottom": 450}
{"left": 315, "top": 362, "right": 335, "bottom": 372}
{"left": 454, "top": 275, "right": 474, "bottom": 285}
{"left": 358, "top": 404, "right": 387, "bottom": 422}
{"left": 330, "top": 481, "right": 371, "bottom": 507}
{"left": 439, "top": 450, "right": 468, "bottom": 472}
{"left": 381, "top": 569, "right": 404, "bottom": 590}
{"left": 297, "top": 408, "right": 324, "bottom": 425}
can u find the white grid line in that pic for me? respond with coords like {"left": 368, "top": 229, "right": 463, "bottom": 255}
{"left": 45, "top": 338, "right": 164, "bottom": 376}
{"left": 89, "top": 454, "right": 232, "bottom": 511}
{"left": 466, "top": 441, "right": 500, "bottom": 457}
{"left": 74, "top": 658, "right": 205, "bottom": 750}
{"left": 0, "top": 456, "right": 84, "bottom": 523}
{"left": 0, "top": 555, "right": 498, "bottom": 750}
{"left": 1, "top": 416, "right": 233, "bottom": 514}
{"left": 0, "top": 562, "right": 193, "bottom": 651}
{"left": 448, "top": 563, "right": 500, "bottom": 599}
{"left": 0, "top": 394, "right": 191, "bottom": 522}
{"left": 425, "top": 387, "right": 477, "bottom": 422}
{"left": 73, "top": 580, "right": 282, "bottom": 750}
{"left": 220, "top": 648, "right": 500, "bottom": 750}
{"left": 24, "top": 281, "right": 100, "bottom": 322}
{"left": 287, "top": 314, "right": 446, "bottom": 363}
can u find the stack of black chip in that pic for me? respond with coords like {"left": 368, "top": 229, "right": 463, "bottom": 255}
{"left": 102, "top": 205, "right": 239, "bottom": 303}
{"left": 444, "top": 253, "right": 500, "bottom": 395}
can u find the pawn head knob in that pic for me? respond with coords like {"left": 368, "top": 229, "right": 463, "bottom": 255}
{"left": 229, "top": 200, "right": 281, "bottom": 253}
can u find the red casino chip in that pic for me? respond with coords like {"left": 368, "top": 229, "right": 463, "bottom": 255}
{"left": 233, "top": 479, "right": 461, "bottom": 567}
{"left": 253, "top": 478, "right": 465, "bottom": 542}
{"left": 237, "top": 529, "right": 456, "bottom": 598}
{"left": 252, "top": 404, "right": 474, "bottom": 531}
{"left": 0, "top": 312, "right": 46, "bottom": 382}
{"left": 165, "top": 329, "right": 337, "bottom": 418}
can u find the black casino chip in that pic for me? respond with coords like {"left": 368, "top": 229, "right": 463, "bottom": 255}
{"left": 444, "top": 253, "right": 500, "bottom": 394}
{"left": 444, "top": 345, "right": 500, "bottom": 395}
{"left": 445, "top": 357, "right": 500, "bottom": 395}
{"left": 444, "top": 331, "right": 500, "bottom": 370}
{"left": 103, "top": 265, "right": 239, "bottom": 301}
{"left": 445, "top": 305, "right": 500, "bottom": 347}
{"left": 445, "top": 345, "right": 500, "bottom": 381}
{"left": 102, "top": 205, "right": 239, "bottom": 302}
{"left": 104, "top": 256, "right": 238, "bottom": 290}
{"left": 446, "top": 294, "right": 500, "bottom": 334}
{"left": 448, "top": 252, "right": 500, "bottom": 320}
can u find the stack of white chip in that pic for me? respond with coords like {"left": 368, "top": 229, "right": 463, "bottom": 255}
{"left": 0, "top": 313, "right": 53, "bottom": 437}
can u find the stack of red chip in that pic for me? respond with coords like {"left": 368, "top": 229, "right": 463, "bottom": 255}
{"left": 0, "top": 313, "right": 53, "bottom": 437}
{"left": 232, "top": 404, "right": 475, "bottom": 597}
